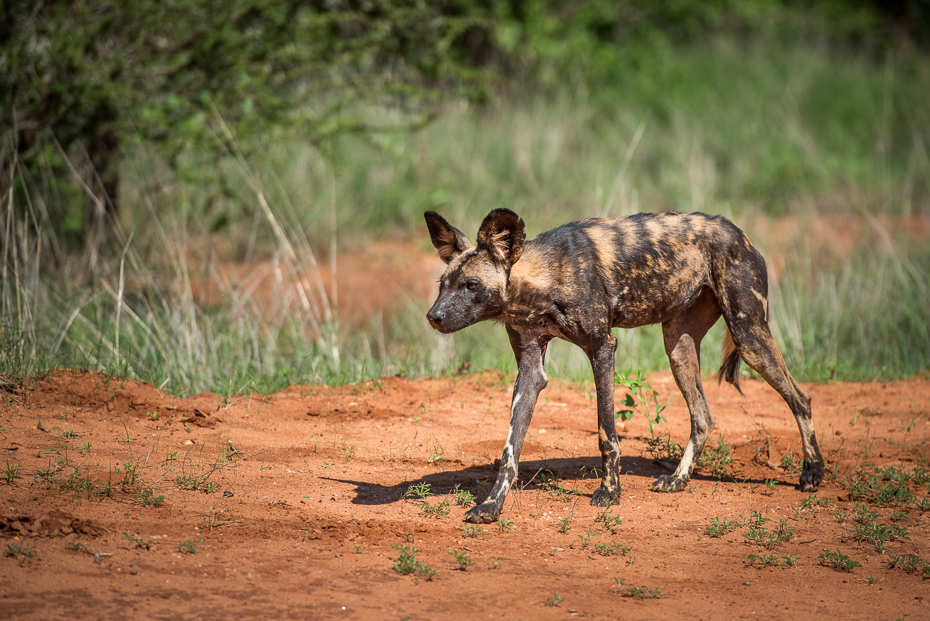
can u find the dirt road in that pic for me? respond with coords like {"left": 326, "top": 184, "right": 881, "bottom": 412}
{"left": 2, "top": 369, "right": 929, "bottom": 620}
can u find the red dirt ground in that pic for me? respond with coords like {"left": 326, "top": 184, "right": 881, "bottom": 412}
{"left": 2, "top": 368, "right": 929, "bottom": 620}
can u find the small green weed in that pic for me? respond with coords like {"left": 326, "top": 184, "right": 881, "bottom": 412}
{"left": 615, "top": 578, "right": 661, "bottom": 599}
{"left": 462, "top": 524, "right": 487, "bottom": 538}
{"left": 543, "top": 593, "right": 562, "bottom": 607}
{"left": 705, "top": 516, "right": 739, "bottom": 538}
{"left": 64, "top": 541, "right": 87, "bottom": 552}
{"left": 613, "top": 369, "right": 667, "bottom": 436}
{"left": 800, "top": 493, "right": 832, "bottom": 512}
{"left": 178, "top": 538, "right": 203, "bottom": 554}
{"left": 404, "top": 482, "right": 431, "bottom": 500}
{"left": 116, "top": 463, "right": 138, "bottom": 486}
{"left": 449, "top": 548, "right": 475, "bottom": 571}
{"left": 845, "top": 467, "right": 914, "bottom": 506}
{"left": 594, "top": 540, "right": 632, "bottom": 558}
{"left": 743, "top": 518, "right": 795, "bottom": 548}
{"left": 889, "top": 509, "right": 908, "bottom": 522}
{"left": 540, "top": 471, "right": 583, "bottom": 500}
{"left": 853, "top": 522, "right": 910, "bottom": 552}
{"left": 420, "top": 497, "right": 451, "bottom": 518}
{"left": 451, "top": 484, "right": 475, "bottom": 507}
{"left": 392, "top": 542, "right": 436, "bottom": 582}
{"left": 747, "top": 552, "right": 797, "bottom": 568}
{"left": 135, "top": 487, "right": 166, "bottom": 507}
{"left": 780, "top": 453, "right": 801, "bottom": 473}
{"left": 818, "top": 549, "right": 861, "bottom": 571}
{"left": 3, "top": 459, "right": 24, "bottom": 484}
{"left": 852, "top": 502, "right": 880, "bottom": 524}
{"left": 884, "top": 554, "right": 930, "bottom": 578}
{"left": 910, "top": 468, "right": 930, "bottom": 485}
{"left": 594, "top": 508, "right": 624, "bottom": 530}
{"left": 570, "top": 525, "right": 600, "bottom": 551}
{"left": 557, "top": 516, "right": 572, "bottom": 533}
{"left": 497, "top": 518, "right": 515, "bottom": 533}
{"left": 5, "top": 542, "right": 37, "bottom": 559}
{"left": 747, "top": 510, "right": 771, "bottom": 526}
{"left": 644, "top": 434, "right": 683, "bottom": 463}
{"left": 122, "top": 532, "right": 155, "bottom": 550}
{"left": 697, "top": 436, "right": 736, "bottom": 479}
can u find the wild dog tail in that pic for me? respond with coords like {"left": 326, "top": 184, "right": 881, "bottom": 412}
{"left": 719, "top": 328, "right": 744, "bottom": 395}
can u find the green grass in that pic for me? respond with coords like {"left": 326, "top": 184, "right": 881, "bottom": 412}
{"left": 3, "top": 35, "right": 929, "bottom": 394}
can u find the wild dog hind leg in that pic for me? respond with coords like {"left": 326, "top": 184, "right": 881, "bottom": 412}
{"left": 653, "top": 287, "right": 721, "bottom": 492}
{"left": 716, "top": 253, "right": 825, "bottom": 491}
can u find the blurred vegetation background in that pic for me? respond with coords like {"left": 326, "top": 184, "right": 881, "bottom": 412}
{"left": 2, "top": 0, "right": 929, "bottom": 395}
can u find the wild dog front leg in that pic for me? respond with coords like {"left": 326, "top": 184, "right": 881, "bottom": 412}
{"left": 589, "top": 334, "right": 623, "bottom": 507}
{"left": 465, "top": 336, "right": 548, "bottom": 523}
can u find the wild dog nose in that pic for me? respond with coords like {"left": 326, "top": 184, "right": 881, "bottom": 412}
{"left": 426, "top": 308, "right": 444, "bottom": 328}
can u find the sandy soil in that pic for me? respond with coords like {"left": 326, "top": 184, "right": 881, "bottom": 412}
{"left": 2, "top": 367, "right": 929, "bottom": 620}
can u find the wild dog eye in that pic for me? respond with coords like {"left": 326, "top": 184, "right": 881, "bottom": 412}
{"left": 465, "top": 280, "right": 478, "bottom": 291}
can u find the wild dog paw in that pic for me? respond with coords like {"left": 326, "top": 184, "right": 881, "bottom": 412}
{"left": 799, "top": 461, "right": 824, "bottom": 492}
{"left": 590, "top": 485, "right": 621, "bottom": 507}
{"left": 464, "top": 503, "right": 501, "bottom": 523}
{"left": 651, "top": 474, "right": 688, "bottom": 492}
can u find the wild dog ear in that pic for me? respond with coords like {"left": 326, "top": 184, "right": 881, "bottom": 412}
{"left": 425, "top": 211, "right": 471, "bottom": 264}
{"left": 476, "top": 208, "right": 525, "bottom": 267}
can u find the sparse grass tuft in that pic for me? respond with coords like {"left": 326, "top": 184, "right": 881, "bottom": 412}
{"left": 747, "top": 552, "right": 798, "bottom": 568}
{"left": 392, "top": 542, "right": 436, "bottom": 582}
{"left": 451, "top": 484, "right": 475, "bottom": 507}
{"left": 742, "top": 518, "right": 795, "bottom": 549}
{"left": 540, "top": 471, "right": 583, "bottom": 500}
{"left": 852, "top": 522, "right": 909, "bottom": 552}
{"left": 697, "top": 437, "right": 736, "bottom": 479}
{"left": 615, "top": 578, "right": 661, "bottom": 599}
{"left": 705, "top": 516, "right": 739, "bottom": 538}
{"left": 845, "top": 467, "right": 916, "bottom": 506}
{"left": 449, "top": 548, "right": 475, "bottom": 571}
{"left": 123, "top": 532, "right": 155, "bottom": 550}
{"left": 818, "top": 549, "right": 861, "bottom": 571}
{"left": 177, "top": 538, "right": 203, "bottom": 554}
{"left": 2, "top": 459, "right": 24, "bottom": 485}
{"left": 594, "top": 540, "right": 632, "bottom": 558}
{"left": 884, "top": 554, "right": 930, "bottom": 578}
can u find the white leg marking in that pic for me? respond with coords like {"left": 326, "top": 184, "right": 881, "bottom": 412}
{"left": 751, "top": 288, "right": 768, "bottom": 322}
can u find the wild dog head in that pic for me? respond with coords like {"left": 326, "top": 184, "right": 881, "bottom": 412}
{"left": 424, "top": 209, "right": 525, "bottom": 333}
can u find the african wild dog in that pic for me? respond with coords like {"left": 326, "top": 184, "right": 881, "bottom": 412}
{"left": 425, "top": 208, "right": 825, "bottom": 523}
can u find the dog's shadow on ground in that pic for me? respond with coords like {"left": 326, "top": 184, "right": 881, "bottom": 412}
{"left": 321, "top": 456, "right": 781, "bottom": 507}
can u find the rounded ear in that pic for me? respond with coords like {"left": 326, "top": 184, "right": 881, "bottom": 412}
{"left": 476, "top": 208, "right": 525, "bottom": 267}
{"left": 424, "top": 211, "right": 471, "bottom": 264}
